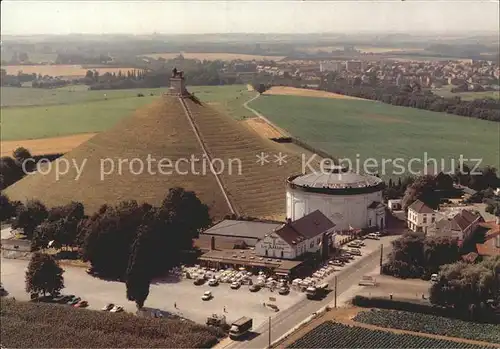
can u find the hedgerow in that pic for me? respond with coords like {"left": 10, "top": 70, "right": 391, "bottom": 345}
{"left": 0, "top": 298, "right": 224, "bottom": 348}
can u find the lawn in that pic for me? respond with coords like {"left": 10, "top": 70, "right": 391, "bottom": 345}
{"left": 0, "top": 85, "right": 253, "bottom": 141}
{"left": 248, "top": 95, "right": 499, "bottom": 176}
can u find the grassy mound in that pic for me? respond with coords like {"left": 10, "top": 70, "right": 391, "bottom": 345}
{"left": 5, "top": 96, "right": 307, "bottom": 219}
{"left": 0, "top": 298, "right": 223, "bottom": 348}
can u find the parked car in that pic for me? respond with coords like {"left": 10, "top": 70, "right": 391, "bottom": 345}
{"left": 101, "top": 303, "right": 114, "bottom": 311}
{"left": 347, "top": 248, "right": 362, "bottom": 256}
{"left": 230, "top": 282, "right": 241, "bottom": 289}
{"left": 330, "top": 260, "right": 344, "bottom": 267}
{"left": 366, "top": 233, "right": 380, "bottom": 240}
{"left": 202, "top": 291, "right": 213, "bottom": 301}
{"left": 193, "top": 278, "right": 205, "bottom": 286}
{"left": 249, "top": 284, "right": 261, "bottom": 292}
{"left": 110, "top": 305, "right": 124, "bottom": 313}
{"left": 208, "top": 279, "right": 219, "bottom": 287}
{"left": 354, "top": 239, "right": 365, "bottom": 246}
{"left": 67, "top": 297, "right": 81, "bottom": 305}
{"left": 74, "top": 300, "right": 88, "bottom": 308}
{"left": 278, "top": 287, "right": 290, "bottom": 295}
{"left": 53, "top": 295, "right": 74, "bottom": 304}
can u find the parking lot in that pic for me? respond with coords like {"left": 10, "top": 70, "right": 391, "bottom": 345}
{"left": 0, "top": 235, "right": 394, "bottom": 329}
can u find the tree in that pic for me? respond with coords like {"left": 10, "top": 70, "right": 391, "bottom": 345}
{"left": 159, "top": 187, "right": 211, "bottom": 250}
{"left": 81, "top": 201, "right": 152, "bottom": 279}
{"left": 126, "top": 224, "right": 154, "bottom": 309}
{"left": 0, "top": 156, "right": 24, "bottom": 189}
{"left": 254, "top": 83, "right": 268, "bottom": 94}
{"left": 85, "top": 70, "right": 94, "bottom": 79}
{"left": 402, "top": 175, "right": 439, "bottom": 210}
{"left": 430, "top": 256, "right": 500, "bottom": 316}
{"left": 12, "top": 200, "right": 48, "bottom": 239}
{"left": 18, "top": 52, "right": 29, "bottom": 62}
{"left": 0, "top": 193, "right": 15, "bottom": 222}
{"left": 31, "top": 220, "right": 60, "bottom": 251}
{"left": 13, "top": 147, "right": 34, "bottom": 173}
{"left": 25, "top": 252, "right": 64, "bottom": 297}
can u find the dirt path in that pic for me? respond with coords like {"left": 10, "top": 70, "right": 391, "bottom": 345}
{"left": 242, "top": 94, "right": 290, "bottom": 137}
{"left": 1, "top": 133, "right": 96, "bottom": 156}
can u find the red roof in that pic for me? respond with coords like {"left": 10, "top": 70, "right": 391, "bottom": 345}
{"left": 274, "top": 210, "right": 335, "bottom": 245}
{"left": 408, "top": 200, "right": 435, "bottom": 214}
{"left": 475, "top": 221, "right": 500, "bottom": 256}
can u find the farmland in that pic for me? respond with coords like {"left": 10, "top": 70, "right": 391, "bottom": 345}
{"left": 1, "top": 65, "right": 137, "bottom": 77}
{"left": 287, "top": 321, "right": 496, "bottom": 349}
{"left": 0, "top": 84, "right": 254, "bottom": 144}
{"left": 0, "top": 298, "right": 223, "bottom": 348}
{"left": 248, "top": 94, "right": 500, "bottom": 175}
{"left": 264, "top": 86, "right": 364, "bottom": 100}
{"left": 354, "top": 309, "right": 500, "bottom": 344}
{"left": 141, "top": 52, "right": 285, "bottom": 61}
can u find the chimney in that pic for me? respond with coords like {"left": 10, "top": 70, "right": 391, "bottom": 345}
{"left": 210, "top": 236, "right": 215, "bottom": 251}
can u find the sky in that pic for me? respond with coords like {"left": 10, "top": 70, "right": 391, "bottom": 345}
{"left": 1, "top": 0, "right": 499, "bottom": 35}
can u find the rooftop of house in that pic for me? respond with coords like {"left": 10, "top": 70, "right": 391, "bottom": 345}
{"left": 201, "top": 220, "right": 282, "bottom": 240}
{"left": 408, "top": 200, "right": 435, "bottom": 214}
{"left": 273, "top": 210, "right": 335, "bottom": 245}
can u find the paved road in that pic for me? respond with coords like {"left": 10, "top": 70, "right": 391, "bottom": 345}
{"left": 223, "top": 238, "right": 394, "bottom": 349}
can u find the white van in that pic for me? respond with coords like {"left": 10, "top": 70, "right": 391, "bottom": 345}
{"left": 430, "top": 274, "right": 439, "bottom": 282}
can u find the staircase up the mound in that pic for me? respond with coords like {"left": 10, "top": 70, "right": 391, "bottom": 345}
{"left": 5, "top": 95, "right": 307, "bottom": 219}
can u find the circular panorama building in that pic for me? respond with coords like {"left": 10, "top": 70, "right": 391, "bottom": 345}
{"left": 286, "top": 166, "right": 386, "bottom": 231}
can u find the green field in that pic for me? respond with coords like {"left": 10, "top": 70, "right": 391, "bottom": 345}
{"left": 0, "top": 85, "right": 254, "bottom": 140}
{"left": 248, "top": 95, "right": 499, "bottom": 175}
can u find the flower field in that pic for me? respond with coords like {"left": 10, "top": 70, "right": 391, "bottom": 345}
{"left": 353, "top": 309, "right": 500, "bottom": 345}
{"left": 0, "top": 299, "right": 224, "bottom": 348}
{"left": 287, "top": 321, "right": 497, "bottom": 349}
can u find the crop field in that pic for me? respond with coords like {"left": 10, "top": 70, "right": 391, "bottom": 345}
{"left": 264, "top": 86, "right": 364, "bottom": 100}
{"left": 190, "top": 84, "right": 256, "bottom": 120}
{"left": 1, "top": 65, "right": 137, "bottom": 77}
{"left": 1, "top": 95, "right": 157, "bottom": 141}
{"left": 141, "top": 52, "right": 285, "bottom": 61}
{"left": 0, "top": 298, "right": 223, "bottom": 348}
{"left": 0, "top": 86, "right": 168, "bottom": 108}
{"left": 249, "top": 94, "right": 500, "bottom": 175}
{"left": 0, "top": 84, "right": 252, "bottom": 145}
{"left": 354, "top": 309, "right": 500, "bottom": 345}
{"left": 300, "top": 46, "right": 425, "bottom": 53}
{"left": 287, "top": 321, "right": 497, "bottom": 349}
{"left": 1, "top": 133, "right": 96, "bottom": 156}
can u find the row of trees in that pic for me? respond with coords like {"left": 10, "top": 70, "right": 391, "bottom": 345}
{"left": 430, "top": 255, "right": 500, "bottom": 317}
{"left": 0, "top": 69, "right": 38, "bottom": 87}
{"left": 382, "top": 233, "right": 461, "bottom": 279}
{"left": 2, "top": 187, "right": 212, "bottom": 310}
{"left": 318, "top": 73, "right": 500, "bottom": 122}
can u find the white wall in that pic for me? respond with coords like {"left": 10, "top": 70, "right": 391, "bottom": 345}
{"left": 255, "top": 233, "right": 296, "bottom": 259}
{"left": 286, "top": 189, "right": 383, "bottom": 230}
{"left": 407, "top": 209, "right": 440, "bottom": 232}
